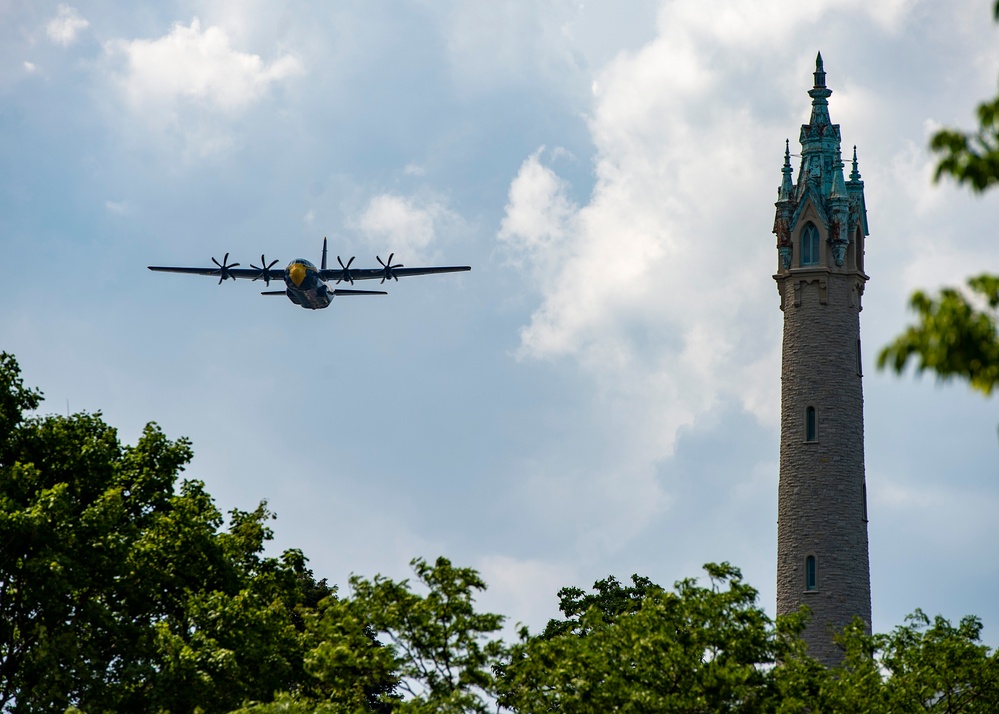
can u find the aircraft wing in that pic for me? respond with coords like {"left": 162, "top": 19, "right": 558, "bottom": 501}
{"left": 148, "top": 266, "right": 267, "bottom": 279}
{"left": 318, "top": 266, "right": 471, "bottom": 282}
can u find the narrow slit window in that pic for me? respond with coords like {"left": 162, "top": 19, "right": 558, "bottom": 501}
{"left": 801, "top": 223, "right": 820, "bottom": 266}
{"left": 863, "top": 483, "right": 869, "bottom": 522}
{"left": 806, "top": 555, "right": 817, "bottom": 591}
{"left": 805, "top": 406, "right": 817, "bottom": 442}
{"left": 857, "top": 337, "right": 863, "bottom": 376}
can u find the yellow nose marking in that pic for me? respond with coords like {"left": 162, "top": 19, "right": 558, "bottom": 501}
{"left": 289, "top": 263, "right": 306, "bottom": 287}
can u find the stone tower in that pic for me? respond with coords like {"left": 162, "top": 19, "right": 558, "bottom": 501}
{"left": 773, "top": 53, "right": 871, "bottom": 666}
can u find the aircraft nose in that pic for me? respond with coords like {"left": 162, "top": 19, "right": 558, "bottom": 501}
{"left": 288, "top": 263, "right": 306, "bottom": 287}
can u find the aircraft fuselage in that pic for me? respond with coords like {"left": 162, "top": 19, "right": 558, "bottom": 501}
{"left": 284, "top": 258, "right": 334, "bottom": 309}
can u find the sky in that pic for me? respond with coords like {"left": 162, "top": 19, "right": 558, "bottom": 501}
{"left": 1, "top": 0, "right": 998, "bottom": 647}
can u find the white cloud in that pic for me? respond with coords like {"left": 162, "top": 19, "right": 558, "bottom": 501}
{"left": 23, "top": 61, "right": 38, "bottom": 74}
{"left": 430, "top": 0, "right": 582, "bottom": 91}
{"left": 106, "top": 18, "right": 302, "bottom": 114}
{"left": 496, "top": 0, "right": 946, "bottom": 545}
{"left": 46, "top": 4, "right": 89, "bottom": 46}
{"left": 498, "top": 148, "right": 577, "bottom": 275}
{"left": 658, "top": 0, "right": 915, "bottom": 53}
{"left": 353, "top": 193, "right": 463, "bottom": 262}
{"left": 104, "top": 200, "right": 127, "bottom": 215}
{"left": 476, "top": 555, "right": 577, "bottom": 633}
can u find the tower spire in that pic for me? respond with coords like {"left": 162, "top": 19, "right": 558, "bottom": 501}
{"left": 807, "top": 52, "right": 832, "bottom": 130}
{"left": 813, "top": 51, "right": 826, "bottom": 88}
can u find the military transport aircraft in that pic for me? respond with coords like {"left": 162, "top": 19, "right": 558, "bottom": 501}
{"left": 148, "top": 237, "right": 470, "bottom": 310}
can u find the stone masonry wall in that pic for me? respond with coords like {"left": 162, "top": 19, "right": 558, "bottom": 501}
{"left": 776, "top": 269, "right": 872, "bottom": 666}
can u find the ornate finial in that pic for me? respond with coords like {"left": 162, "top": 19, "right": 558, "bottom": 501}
{"left": 779, "top": 139, "right": 795, "bottom": 202}
{"left": 850, "top": 145, "right": 862, "bottom": 181}
{"left": 814, "top": 52, "right": 826, "bottom": 88}
{"left": 784, "top": 139, "right": 791, "bottom": 166}
{"left": 807, "top": 51, "right": 832, "bottom": 128}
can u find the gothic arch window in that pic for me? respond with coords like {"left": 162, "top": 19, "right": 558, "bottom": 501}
{"left": 805, "top": 555, "right": 818, "bottom": 592}
{"left": 804, "top": 406, "right": 818, "bottom": 442}
{"left": 800, "top": 223, "right": 820, "bottom": 266}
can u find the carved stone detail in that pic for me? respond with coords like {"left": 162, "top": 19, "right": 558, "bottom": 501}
{"left": 792, "top": 276, "right": 828, "bottom": 307}
{"left": 832, "top": 242, "right": 847, "bottom": 267}
{"left": 779, "top": 245, "right": 792, "bottom": 270}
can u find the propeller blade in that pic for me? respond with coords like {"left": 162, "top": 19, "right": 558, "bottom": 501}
{"left": 250, "top": 255, "right": 281, "bottom": 286}
{"left": 210, "top": 253, "right": 239, "bottom": 283}
{"left": 377, "top": 253, "right": 403, "bottom": 283}
{"left": 336, "top": 255, "right": 355, "bottom": 284}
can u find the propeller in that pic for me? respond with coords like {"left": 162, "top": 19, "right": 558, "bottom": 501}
{"left": 210, "top": 253, "right": 240, "bottom": 284}
{"left": 376, "top": 253, "right": 403, "bottom": 283}
{"left": 250, "top": 255, "right": 280, "bottom": 286}
{"left": 336, "top": 255, "right": 355, "bottom": 284}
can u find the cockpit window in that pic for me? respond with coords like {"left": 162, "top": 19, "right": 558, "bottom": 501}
{"left": 289, "top": 259, "right": 317, "bottom": 270}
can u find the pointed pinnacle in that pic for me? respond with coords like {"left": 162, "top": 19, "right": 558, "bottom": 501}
{"left": 850, "top": 145, "right": 862, "bottom": 181}
{"left": 813, "top": 51, "right": 826, "bottom": 88}
{"left": 779, "top": 139, "right": 795, "bottom": 201}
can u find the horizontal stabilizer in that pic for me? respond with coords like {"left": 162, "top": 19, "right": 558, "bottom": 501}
{"left": 333, "top": 289, "right": 388, "bottom": 296}
{"left": 260, "top": 290, "right": 287, "bottom": 296}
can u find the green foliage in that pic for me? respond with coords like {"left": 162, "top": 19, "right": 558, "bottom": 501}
{"left": 345, "top": 557, "right": 507, "bottom": 713}
{"left": 877, "top": 275, "right": 999, "bottom": 394}
{"left": 0, "top": 353, "right": 41, "bottom": 463}
{"left": 298, "top": 594, "right": 400, "bottom": 711}
{"left": 867, "top": 610, "right": 999, "bottom": 712}
{"left": 774, "top": 612, "right": 999, "bottom": 713}
{"left": 6, "top": 351, "right": 998, "bottom": 712}
{"left": 929, "top": 2, "right": 999, "bottom": 193}
{"left": 930, "top": 94, "right": 999, "bottom": 193}
{"left": 540, "top": 573, "right": 658, "bottom": 639}
{"left": 0, "top": 353, "right": 319, "bottom": 713}
{"left": 248, "top": 557, "right": 507, "bottom": 713}
{"left": 228, "top": 691, "right": 358, "bottom": 713}
{"left": 498, "top": 567, "right": 999, "bottom": 714}
{"left": 884, "top": 4, "right": 999, "bottom": 396}
{"left": 497, "top": 563, "right": 804, "bottom": 713}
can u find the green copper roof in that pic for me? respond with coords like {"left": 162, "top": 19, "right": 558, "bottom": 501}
{"left": 773, "top": 54, "right": 869, "bottom": 268}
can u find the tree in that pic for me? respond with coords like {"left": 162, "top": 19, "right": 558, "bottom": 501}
{"left": 495, "top": 563, "right": 999, "bottom": 713}
{"left": 297, "top": 593, "right": 401, "bottom": 711}
{"left": 877, "top": 275, "right": 999, "bottom": 395}
{"left": 0, "top": 352, "right": 319, "bottom": 713}
{"left": 928, "top": 0, "right": 999, "bottom": 194}
{"left": 774, "top": 612, "right": 999, "bottom": 713}
{"left": 879, "top": 2, "right": 999, "bottom": 393}
{"left": 240, "top": 557, "right": 506, "bottom": 714}
{"left": 496, "top": 563, "right": 807, "bottom": 713}
{"left": 345, "top": 557, "right": 507, "bottom": 713}
{"left": 538, "top": 573, "right": 658, "bottom": 639}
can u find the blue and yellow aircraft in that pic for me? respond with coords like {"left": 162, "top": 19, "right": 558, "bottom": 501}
{"left": 149, "top": 237, "right": 470, "bottom": 310}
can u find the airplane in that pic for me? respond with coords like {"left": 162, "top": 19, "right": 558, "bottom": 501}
{"left": 148, "top": 237, "right": 471, "bottom": 310}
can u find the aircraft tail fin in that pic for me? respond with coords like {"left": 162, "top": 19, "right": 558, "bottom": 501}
{"left": 321, "top": 236, "right": 328, "bottom": 270}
